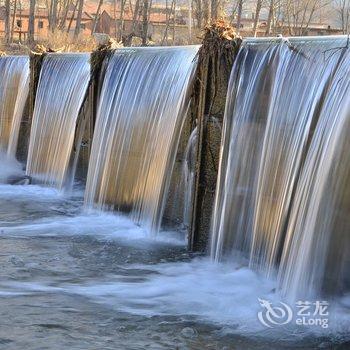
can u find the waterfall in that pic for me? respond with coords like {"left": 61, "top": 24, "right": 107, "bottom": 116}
{"left": 0, "top": 56, "right": 29, "bottom": 156}
{"left": 181, "top": 126, "right": 197, "bottom": 227}
{"left": 279, "top": 46, "right": 350, "bottom": 300}
{"left": 85, "top": 47, "right": 198, "bottom": 234}
{"left": 26, "top": 53, "right": 90, "bottom": 189}
{"left": 211, "top": 37, "right": 350, "bottom": 299}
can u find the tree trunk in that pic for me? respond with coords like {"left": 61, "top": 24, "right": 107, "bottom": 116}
{"left": 141, "top": 0, "right": 149, "bottom": 45}
{"left": 59, "top": 0, "right": 70, "bottom": 30}
{"left": 253, "top": 0, "right": 262, "bottom": 37}
{"left": 113, "top": 0, "right": 117, "bottom": 36}
{"left": 162, "top": 0, "right": 170, "bottom": 45}
{"left": 50, "top": 0, "right": 58, "bottom": 32}
{"left": 18, "top": 1, "right": 23, "bottom": 41}
{"left": 5, "top": 0, "right": 11, "bottom": 43}
{"left": 188, "top": 0, "right": 192, "bottom": 42}
{"left": 117, "top": 0, "right": 126, "bottom": 41}
{"left": 91, "top": 0, "right": 103, "bottom": 35}
{"left": 236, "top": 0, "right": 243, "bottom": 33}
{"left": 229, "top": 1, "right": 238, "bottom": 25}
{"left": 74, "top": 0, "right": 84, "bottom": 39}
{"left": 131, "top": 0, "right": 141, "bottom": 34}
{"left": 67, "top": 0, "right": 78, "bottom": 33}
{"left": 266, "top": 0, "right": 274, "bottom": 35}
{"left": 122, "top": 0, "right": 140, "bottom": 45}
{"left": 11, "top": 0, "right": 17, "bottom": 42}
{"left": 172, "top": 0, "right": 176, "bottom": 44}
{"left": 194, "top": 0, "right": 202, "bottom": 29}
{"left": 211, "top": 0, "right": 219, "bottom": 20}
{"left": 29, "top": 0, "right": 36, "bottom": 43}
{"left": 203, "top": 0, "right": 210, "bottom": 23}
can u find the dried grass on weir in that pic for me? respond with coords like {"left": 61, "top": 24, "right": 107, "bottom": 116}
{"left": 90, "top": 38, "right": 122, "bottom": 79}
{"left": 199, "top": 20, "right": 242, "bottom": 66}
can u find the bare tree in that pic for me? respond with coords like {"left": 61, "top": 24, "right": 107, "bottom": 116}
{"left": 228, "top": 0, "right": 239, "bottom": 25}
{"left": 193, "top": 0, "right": 209, "bottom": 26}
{"left": 211, "top": 0, "right": 219, "bottom": 19}
{"left": 203, "top": 0, "right": 210, "bottom": 23}
{"left": 18, "top": 0, "right": 23, "bottom": 41}
{"left": 253, "top": 0, "right": 263, "bottom": 36}
{"left": 266, "top": 0, "right": 274, "bottom": 35}
{"left": 334, "top": 0, "right": 350, "bottom": 34}
{"left": 74, "top": 0, "right": 84, "bottom": 39}
{"left": 123, "top": 0, "right": 145, "bottom": 45}
{"left": 113, "top": 0, "right": 117, "bottom": 36}
{"left": 141, "top": 0, "right": 149, "bottom": 45}
{"left": 58, "top": 0, "right": 71, "bottom": 30}
{"left": 117, "top": 0, "right": 127, "bottom": 41}
{"left": 188, "top": 0, "right": 192, "bottom": 40}
{"left": 131, "top": 0, "right": 141, "bottom": 35}
{"left": 282, "top": 0, "right": 330, "bottom": 36}
{"left": 48, "top": 0, "right": 59, "bottom": 32}
{"left": 162, "top": 0, "right": 175, "bottom": 44}
{"left": 171, "top": 0, "right": 176, "bottom": 43}
{"left": 236, "top": 0, "right": 243, "bottom": 32}
{"left": 91, "top": 0, "right": 103, "bottom": 35}
{"left": 192, "top": 0, "right": 202, "bottom": 28}
{"left": 29, "top": 0, "right": 36, "bottom": 42}
{"left": 11, "top": 0, "right": 18, "bottom": 42}
{"left": 67, "top": 0, "right": 78, "bottom": 33}
{"left": 5, "top": 0, "right": 11, "bottom": 43}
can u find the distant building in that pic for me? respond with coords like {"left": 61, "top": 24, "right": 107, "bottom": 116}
{"left": 231, "top": 17, "right": 343, "bottom": 37}
{"left": 0, "top": 2, "right": 343, "bottom": 43}
{"left": 0, "top": 5, "right": 94, "bottom": 40}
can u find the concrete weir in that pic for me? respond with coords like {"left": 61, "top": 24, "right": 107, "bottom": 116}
{"left": 18, "top": 28, "right": 241, "bottom": 248}
{"left": 24, "top": 45, "right": 112, "bottom": 185}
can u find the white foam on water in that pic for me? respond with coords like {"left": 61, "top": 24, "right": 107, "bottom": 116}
{"left": 70, "top": 258, "right": 276, "bottom": 326}
{"left": 0, "top": 153, "right": 23, "bottom": 183}
{"left": 0, "top": 163, "right": 347, "bottom": 344}
{"left": 0, "top": 183, "right": 61, "bottom": 198}
{"left": 2, "top": 259, "right": 349, "bottom": 342}
{"left": 0, "top": 209, "right": 185, "bottom": 246}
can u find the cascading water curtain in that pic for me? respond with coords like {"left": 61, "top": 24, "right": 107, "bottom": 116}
{"left": 278, "top": 46, "right": 350, "bottom": 301}
{"left": 0, "top": 56, "right": 29, "bottom": 156}
{"left": 211, "top": 37, "right": 350, "bottom": 300}
{"left": 182, "top": 126, "right": 198, "bottom": 228}
{"left": 26, "top": 53, "right": 90, "bottom": 189}
{"left": 85, "top": 47, "right": 198, "bottom": 235}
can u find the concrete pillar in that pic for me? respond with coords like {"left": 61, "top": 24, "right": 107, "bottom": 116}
{"left": 72, "top": 46, "right": 115, "bottom": 181}
{"left": 15, "top": 53, "right": 45, "bottom": 163}
{"left": 189, "top": 23, "right": 242, "bottom": 251}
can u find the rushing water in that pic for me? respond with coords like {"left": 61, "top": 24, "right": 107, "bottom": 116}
{"left": 85, "top": 47, "right": 198, "bottom": 235}
{"left": 0, "top": 56, "right": 29, "bottom": 156}
{"left": 278, "top": 43, "right": 350, "bottom": 301}
{"left": 211, "top": 37, "right": 350, "bottom": 301}
{"left": 0, "top": 40, "right": 349, "bottom": 349}
{"left": 182, "top": 126, "right": 198, "bottom": 228}
{"left": 0, "top": 165, "right": 349, "bottom": 349}
{"left": 26, "top": 53, "right": 90, "bottom": 189}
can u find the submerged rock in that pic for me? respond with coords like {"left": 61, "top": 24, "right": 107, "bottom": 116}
{"left": 181, "top": 327, "right": 198, "bottom": 339}
{"left": 7, "top": 175, "right": 31, "bottom": 185}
